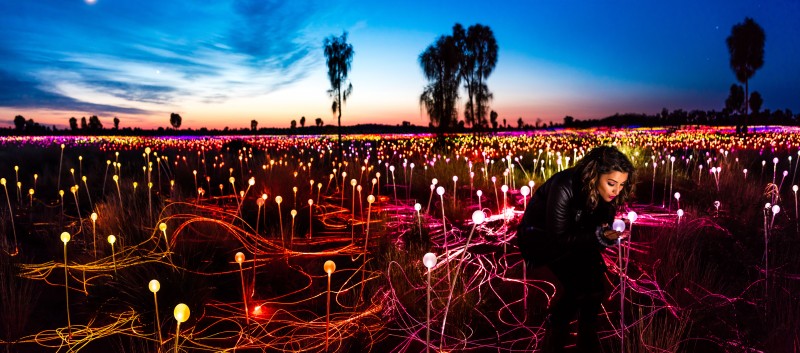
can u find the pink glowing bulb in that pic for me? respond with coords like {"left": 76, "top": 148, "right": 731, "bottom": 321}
{"left": 476, "top": 190, "right": 482, "bottom": 197}
{"left": 436, "top": 186, "right": 445, "bottom": 196}
{"left": 772, "top": 205, "right": 780, "bottom": 214}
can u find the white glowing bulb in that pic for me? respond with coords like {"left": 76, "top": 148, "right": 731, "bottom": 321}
{"left": 452, "top": 176, "right": 458, "bottom": 182}
{"left": 414, "top": 203, "right": 421, "bottom": 211}
{"left": 772, "top": 205, "right": 780, "bottom": 214}
{"left": 627, "top": 211, "right": 637, "bottom": 223}
{"left": 714, "top": 200, "right": 720, "bottom": 208}
{"left": 472, "top": 210, "right": 486, "bottom": 225}
{"left": 677, "top": 209, "right": 684, "bottom": 217}
{"left": 423, "top": 253, "right": 437, "bottom": 269}
{"left": 431, "top": 178, "right": 438, "bottom": 186}
{"left": 773, "top": 157, "right": 779, "bottom": 164}
{"left": 436, "top": 186, "right": 445, "bottom": 196}
{"left": 248, "top": 177, "right": 255, "bottom": 186}
{"left": 520, "top": 186, "right": 530, "bottom": 197}
{"left": 612, "top": 219, "right": 626, "bottom": 232}
{"left": 501, "top": 185, "right": 508, "bottom": 193}
{"left": 793, "top": 185, "right": 798, "bottom": 193}
{"left": 275, "top": 196, "right": 282, "bottom": 204}
{"left": 476, "top": 190, "right": 483, "bottom": 197}
{"left": 674, "top": 192, "right": 680, "bottom": 200}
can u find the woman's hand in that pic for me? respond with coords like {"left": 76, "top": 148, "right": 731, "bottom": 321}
{"left": 602, "top": 229, "right": 622, "bottom": 241}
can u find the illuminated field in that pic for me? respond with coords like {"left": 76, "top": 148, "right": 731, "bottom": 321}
{"left": 1, "top": 127, "right": 799, "bottom": 352}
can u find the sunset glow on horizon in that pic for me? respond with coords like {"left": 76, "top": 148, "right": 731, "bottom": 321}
{"left": 1, "top": 0, "right": 798, "bottom": 130}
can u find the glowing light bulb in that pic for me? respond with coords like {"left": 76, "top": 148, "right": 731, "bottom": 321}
{"left": 472, "top": 210, "right": 486, "bottom": 225}
{"left": 436, "top": 186, "right": 445, "bottom": 196}
{"left": 367, "top": 195, "right": 376, "bottom": 204}
{"left": 501, "top": 185, "right": 508, "bottom": 193}
{"left": 414, "top": 203, "right": 421, "bottom": 211}
{"left": 149, "top": 279, "right": 160, "bottom": 293}
{"left": 275, "top": 196, "right": 283, "bottom": 204}
{"left": 612, "top": 219, "right": 626, "bottom": 232}
{"left": 520, "top": 186, "right": 530, "bottom": 197}
{"left": 677, "top": 209, "right": 684, "bottom": 217}
{"left": 431, "top": 178, "right": 438, "bottom": 186}
{"left": 60, "top": 232, "right": 70, "bottom": 243}
{"left": 324, "top": 260, "right": 336, "bottom": 274}
{"left": 159, "top": 223, "right": 167, "bottom": 232}
{"left": 173, "top": 304, "right": 190, "bottom": 323}
{"left": 627, "top": 211, "right": 637, "bottom": 223}
{"left": 235, "top": 252, "right": 245, "bottom": 264}
{"left": 793, "top": 185, "right": 798, "bottom": 192}
{"left": 107, "top": 235, "right": 116, "bottom": 244}
{"left": 674, "top": 192, "right": 680, "bottom": 200}
{"left": 423, "top": 252, "right": 437, "bottom": 269}
{"left": 476, "top": 190, "right": 482, "bottom": 197}
{"left": 248, "top": 177, "right": 255, "bottom": 186}
{"left": 772, "top": 205, "right": 781, "bottom": 214}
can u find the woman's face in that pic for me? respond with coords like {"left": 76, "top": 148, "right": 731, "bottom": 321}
{"left": 597, "top": 171, "right": 628, "bottom": 202}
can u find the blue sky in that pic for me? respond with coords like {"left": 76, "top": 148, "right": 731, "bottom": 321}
{"left": 1, "top": 0, "right": 798, "bottom": 129}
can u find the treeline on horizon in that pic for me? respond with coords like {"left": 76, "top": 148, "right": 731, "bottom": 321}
{"left": 2, "top": 107, "right": 799, "bottom": 137}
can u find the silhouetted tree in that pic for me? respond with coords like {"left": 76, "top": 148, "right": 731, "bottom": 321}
{"left": 251, "top": 119, "right": 258, "bottom": 131}
{"left": 563, "top": 115, "right": 574, "bottom": 127}
{"left": 13, "top": 115, "right": 25, "bottom": 131}
{"left": 490, "top": 110, "right": 498, "bottom": 129}
{"left": 727, "top": 17, "right": 765, "bottom": 132}
{"left": 24, "top": 118, "right": 37, "bottom": 132}
{"left": 324, "top": 31, "right": 354, "bottom": 153}
{"left": 517, "top": 117, "right": 524, "bottom": 129}
{"left": 69, "top": 117, "right": 78, "bottom": 131}
{"left": 725, "top": 84, "right": 745, "bottom": 115}
{"left": 80, "top": 117, "right": 88, "bottom": 130}
{"left": 88, "top": 115, "right": 103, "bottom": 130}
{"left": 315, "top": 117, "right": 323, "bottom": 127}
{"left": 420, "top": 34, "right": 461, "bottom": 134}
{"left": 455, "top": 23, "right": 498, "bottom": 128}
{"left": 113, "top": 117, "right": 120, "bottom": 130}
{"left": 290, "top": 120, "right": 297, "bottom": 129}
{"left": 750, "top": 91, "right": 763, "bottom": 115}
{"left": 170, "top": 113, "right": 182, "bottom": 129}
{"left": 503, "top": 118, "right": 507, "bottom": 128}
{"left": 300, "top": 116, "right": 306, "bottom": 128}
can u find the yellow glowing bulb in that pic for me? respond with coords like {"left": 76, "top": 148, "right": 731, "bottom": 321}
{"left": 291, "top": 209, "right": 297, "bottom": 217}
{"left": 113, "top": 175, "right": 119, "bottom": 182}
{"left": 91, "top": 212, "right": 98, "bottom": 221}
{"left": 28, "top": 188, "right": 34, "bottom": 196}
{"left": 275, "top": 196, "right": 282, "bottom": 204}
{"left": 145, "top": 147, "right": 151, "bottom": 155}
{"left": 229, "top": 177, "right": 235, "bottom": 184}
{"left": 159, "top": 223, "right": 167, "bottom": 232}
{"left": 235, "top": 252, "right": 245, "bottom": 264}
{"left": 367, "top": 195, "right": 375, "bottom": 204}
{"left": 107, "top": 235, "right": 116, "bottom": 244}
{"left": 324, "top": 260, "right": 336, "bottom": 274}
{"left": 0, "top": 178, "right": 5, "bottom": 186}
{"left": 60, "top": 232, "right": 70, "bottom": 243}
{"left": 248, "top": 177, "right": 255, "bottom": 186}
{"left": 149, "top": 279, "right": 160, "bottom": 293}
{"left": 173, "top": 303, "right": 190, "bottom": 323}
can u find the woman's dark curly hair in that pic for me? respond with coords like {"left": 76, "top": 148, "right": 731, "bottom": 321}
{"left": 573, "top": 145, "right": 635, "bottom": 210}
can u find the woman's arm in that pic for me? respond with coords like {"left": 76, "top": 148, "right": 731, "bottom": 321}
{"left": 545, "top": 182, "right": 604, "bottom": 248}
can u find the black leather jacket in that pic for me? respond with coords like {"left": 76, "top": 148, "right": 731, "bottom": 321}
{"left": 517, "top": 167, "right": 616, "bottom": 267}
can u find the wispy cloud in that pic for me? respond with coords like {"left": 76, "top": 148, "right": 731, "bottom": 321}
{"left": 0, "top": 0, "right": 329, "bottom": 117}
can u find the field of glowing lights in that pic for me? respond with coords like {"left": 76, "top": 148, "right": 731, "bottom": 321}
{"left": 1, "top": 127, "right": 800, "bottom": 353}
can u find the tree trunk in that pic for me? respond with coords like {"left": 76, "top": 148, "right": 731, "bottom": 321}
{"left": 744, "top": 79, "right": 749, "bottom": 134}
{"left": 338, "top": 88, "right": 343, "bottom": 160}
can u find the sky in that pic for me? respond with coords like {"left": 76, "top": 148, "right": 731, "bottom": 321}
{"left": 1, "top": 0, "right": 798, "bottom": 130}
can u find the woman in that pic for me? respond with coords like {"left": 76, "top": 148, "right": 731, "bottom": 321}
{"left": 517, "top": 145, "right": 634, "bottom": 352}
